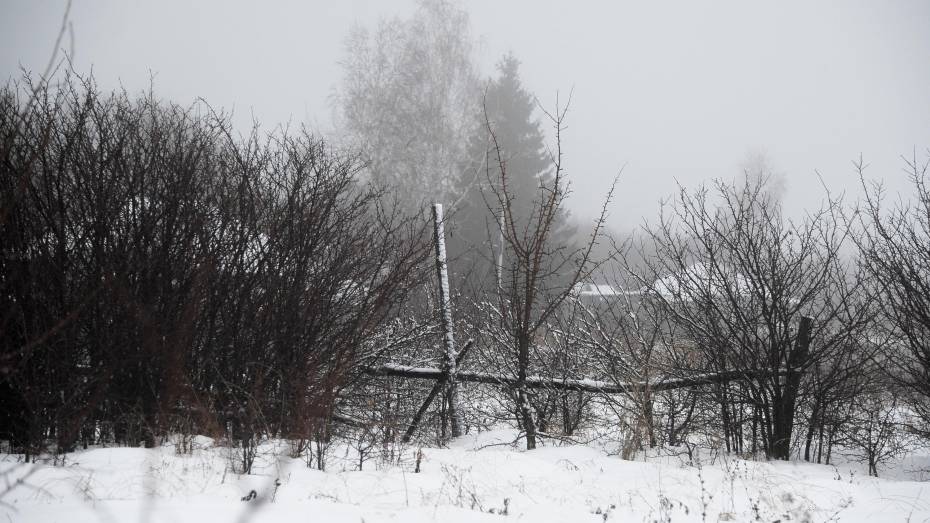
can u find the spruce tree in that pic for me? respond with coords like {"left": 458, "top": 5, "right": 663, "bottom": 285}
{"left": 449, "top": 54, "right": 573, "bottom": 292}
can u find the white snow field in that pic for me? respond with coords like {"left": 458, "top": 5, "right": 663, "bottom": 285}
{"left": 2, "top": 430, "right": 929, "bottom": 523}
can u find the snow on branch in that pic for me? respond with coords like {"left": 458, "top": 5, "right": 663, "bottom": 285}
{"left": 364, "top": 363, "right": 788, "bottom": 394}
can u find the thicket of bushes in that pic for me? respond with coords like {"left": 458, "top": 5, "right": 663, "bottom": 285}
{"left": 0, "top": 76, "right": 432, "bottom": 461}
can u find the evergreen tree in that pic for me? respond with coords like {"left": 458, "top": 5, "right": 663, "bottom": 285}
{"left": 449, "top": 54, "right": 573, "bottom": 291}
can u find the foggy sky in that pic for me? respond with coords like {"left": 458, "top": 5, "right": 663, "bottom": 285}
{"left": 2, "top": 0, "right": 928, "bottom": 230}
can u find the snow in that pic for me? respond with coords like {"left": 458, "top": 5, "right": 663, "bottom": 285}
{"left": 3, "top": 432, "right": 929, "bottom": 522}
{"left": 571, "top": 283, "right": 644, "bottom": 299}
{"left": 573, "top": 283, "right": 621, "bottom": 296}
{"left": 650, "top": 263, "right": 753, "bottom": 301}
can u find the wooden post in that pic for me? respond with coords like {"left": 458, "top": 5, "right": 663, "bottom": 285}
{"left": 432, "top": 203, "right": 462, "bottom": 438}
{"left": 401, "top": 340, "right": 473, "bottom": 443}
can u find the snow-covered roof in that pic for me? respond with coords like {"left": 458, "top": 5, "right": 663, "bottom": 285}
{"left": 571, "top": 283, "right": 641, "bottom": 298}
{"left": 650, "top": 263, "right": 750, "bottom": 300}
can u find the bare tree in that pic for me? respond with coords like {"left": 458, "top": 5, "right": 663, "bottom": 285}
{"left": 562, "top": 266, "right": 695, "bottom": 454}
{"left": 474, "top": 97, "right": 614, "bottom": 450}
{"left": 858, "top": 152, "right": 930, "bottom": 437}
{"left": 334, "top": 0, "right": 480, "bottom": 206}
{"left": 840, "top": 388, "right": 903, "bottom": 477}
{"left": 631, "top": 175, "right": 872, "bottom": 459}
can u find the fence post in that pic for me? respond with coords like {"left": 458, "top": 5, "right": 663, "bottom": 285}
{"left": 432, "top": 203, "right": 462, "bottom": 439}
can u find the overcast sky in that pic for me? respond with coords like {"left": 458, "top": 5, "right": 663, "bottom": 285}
{"left": 2, "top": 0, "right": 928, "bottom": 229}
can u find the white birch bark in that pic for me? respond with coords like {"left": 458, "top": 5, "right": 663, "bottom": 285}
{"left": 432, "top": 203, "right": 462, "bottom": 438}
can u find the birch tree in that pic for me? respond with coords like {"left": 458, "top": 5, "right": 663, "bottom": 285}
{"left": 334, "top": 0, "right": 480, "bottom": 206}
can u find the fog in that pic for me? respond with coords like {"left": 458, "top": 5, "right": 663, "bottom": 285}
{"left": 6, "top": 4, "right": 930, "bottom": 512}
{"left": 2, "top": 0, "right": 928, "bottom": 228}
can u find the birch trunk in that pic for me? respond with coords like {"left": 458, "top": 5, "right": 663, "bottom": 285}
{"left": 432, "top": 203, "right": 462, "bottom": 438}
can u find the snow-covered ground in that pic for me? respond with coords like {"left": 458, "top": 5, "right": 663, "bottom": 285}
{"left": 3, "top": 430, "right": 929, "bottom": 522}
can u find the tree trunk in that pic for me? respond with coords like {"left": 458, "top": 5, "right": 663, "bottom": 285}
{"left": 432, "top": 203, "right": 462, "bottom": 439}
{"left": 771, "top": 316, "right": 813, "bottom": 460}
{"left": 518, "top": 388, "right": 537, "bottom": 449}
{"left": 804, "top": 401, "right": 820, "bottom": 462}
{"left": 719, "top": 385, "right": 732, "bottom": 452}
{"left": 642, "top": 388, "right": 656, "bottom": 448}
{"left": 517, "top": 334, "right": 537, "bottom": 450}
